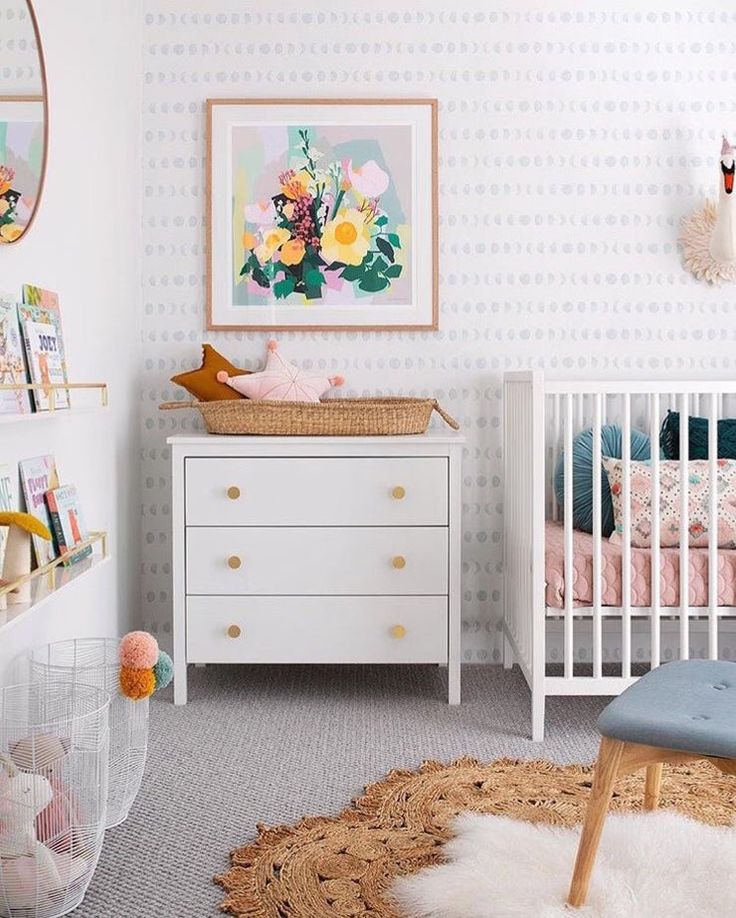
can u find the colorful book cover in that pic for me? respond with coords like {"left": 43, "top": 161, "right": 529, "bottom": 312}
{"left": 0, "top": 297, "right": 32, "bottom": 415}
{"left": 0, "top": 463, "right": 14, "bottom": 571}
{"left": 22, "top": 285, "right": 67, "bottom": 382}
{"left": 19, "top": 455, "right": 59, "bottom": 566}
{"left": 18, "top": 305, "right": 70, "bottom": 411}
{"left": 45, "top": 485, "right": 92, "bottom": 566}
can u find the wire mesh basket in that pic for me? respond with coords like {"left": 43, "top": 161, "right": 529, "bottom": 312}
{"left": 0, "top": 682, "right": 110, "bottom": 918}
{"left": 26, "top": 640, "right": 148, "bottom": 829}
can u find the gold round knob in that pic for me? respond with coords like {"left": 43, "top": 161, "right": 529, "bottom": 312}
{"left": 227, "top": 555, "right": 242, "bottom": 570}
{"left": 392, "top": 556, "right": 406, "bottom": 570}
{"left": 227, "top": 486, "right": 241, "bottom": 500}
{"left": 392, "top": 486, "right": 406, "bottom": 500}
{"left": 226, "top": 624, "right": 242, "bottom": 639}
{"left": 390, "top": 625, "right": 407, "bottom": 640}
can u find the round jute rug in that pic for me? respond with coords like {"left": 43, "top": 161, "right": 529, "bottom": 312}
{"left": 215, "top": 757, "right": 735, "bottom": 917}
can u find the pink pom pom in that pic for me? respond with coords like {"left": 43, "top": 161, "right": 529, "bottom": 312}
{"left": 331, "top": 375, "right": 345, "bottom": 387}
{"left": 216, "top": 370, "right": 229, "bottom": 383}
{"left": 267, "top": 339, "right": 279, "bottom": 352}
{"left": 120, "top": 631, "right": 159, "bottom": 670}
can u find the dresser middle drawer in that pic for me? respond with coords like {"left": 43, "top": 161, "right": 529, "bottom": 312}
{"left": 185, "top": 526, "right": 448, "bottom": 595}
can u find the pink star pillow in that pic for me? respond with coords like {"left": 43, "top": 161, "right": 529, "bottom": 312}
{"left": 217, "top": 340, "right": 345, "bottom": 403}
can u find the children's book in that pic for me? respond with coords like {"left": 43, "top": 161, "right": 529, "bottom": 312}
{"left": 22, "top": 285, "right": 67, "bottom": 381}
{"left": 0, "top": 297, "right": 32, "bottom": 416}
{"left": 45, "top": 485, "right": 92, "bottom": 566}
{"left": 19, "top": 455, "right": 59, "bottom": 566}
{"left": 18, "top": 304, "right": 69, "bottom": 411}
{"left": 0, "top": 463, "right": 14, "bottom": 571}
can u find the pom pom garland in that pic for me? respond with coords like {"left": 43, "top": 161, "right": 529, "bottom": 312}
{"left": 119, "top": 631, "right": 175, "bottom": 700}
{"left": 119, "top": 631, "right": 159, "bottom": 670}
{"left": 152, "top": 651, "right": 174, "bottom": 690}
{"left": 120, "top": 666, "right": 156, "bottom": 701}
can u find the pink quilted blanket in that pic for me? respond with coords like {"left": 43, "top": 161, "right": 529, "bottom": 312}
{"left": 545, "top": 521, "right": 736, "bottom": 609}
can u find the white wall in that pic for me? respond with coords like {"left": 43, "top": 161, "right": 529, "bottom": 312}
{"left": 0, "top": 0, "right": 142, "bottom": 677}
{"left": 139, "top": 0, "right": 736, "bottom": 663}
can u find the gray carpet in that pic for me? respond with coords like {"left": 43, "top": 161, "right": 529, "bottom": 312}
{"left": 76, "top": 664, "right": 607, "bottom": 916}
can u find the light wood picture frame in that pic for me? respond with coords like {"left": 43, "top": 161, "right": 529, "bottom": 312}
{"left": 0, "top": 0, "right": 49, "bottom": 246}
{"left": 206, "top": 98, "right": 438, "bottom": 331}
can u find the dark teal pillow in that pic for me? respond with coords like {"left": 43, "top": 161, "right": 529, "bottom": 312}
{"left": 660, "top": 411, "right": 736, "bottom": 460}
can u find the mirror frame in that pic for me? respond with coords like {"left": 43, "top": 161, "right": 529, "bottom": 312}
{"left": 0, "top": 0, "right": 49, "bottom": 245}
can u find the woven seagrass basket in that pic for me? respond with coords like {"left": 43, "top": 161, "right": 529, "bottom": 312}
{"left": 159, "top": 396, "right": 459, "bottom": 436}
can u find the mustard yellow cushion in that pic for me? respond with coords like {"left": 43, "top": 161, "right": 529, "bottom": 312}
{"left": 171, "top": 344, "right": 249, "bottom": 401}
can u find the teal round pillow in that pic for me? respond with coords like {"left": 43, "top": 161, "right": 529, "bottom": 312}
{"left": 553, "top": 425, "right": 651, "bottom": 536}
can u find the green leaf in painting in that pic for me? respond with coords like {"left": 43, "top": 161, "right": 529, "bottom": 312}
{"left": 305, "top": 268, "right": 325, "bottom": 288}
{"left": 375, "top": 237, "right": 395, "bottom": 263}
{"left": 375, "top": 215, "right": 388, "bottom": 227}
{"left": 252, "top": 265, "right": 270, "bottom": 289}
{"left": 274, "top": 276, "right": 296, "bottom": 299}
{"left": 387, "top": 233, "right": 401, "bottom": 248}
{"left": 358, "top": 273, "right": 389, "bottom": 293}
{"left": 384, "top": 264, "right": 402, "bottom": 278}
{"left": 340, "top": 265, "right": 363, "bottom": 282}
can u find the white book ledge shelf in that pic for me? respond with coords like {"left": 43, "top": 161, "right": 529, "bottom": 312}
{"left": 0, "top": 382, "right": 108, "bottom": 424}
{"left": 0, "top": 531, "right": 109, "bottom": 632}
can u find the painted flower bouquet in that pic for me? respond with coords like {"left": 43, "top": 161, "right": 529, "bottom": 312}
{"left": 240, "top": 129, "right": 404, "bottom": 301}
{"left": 0, "top": 165, "right": 23, "bottom": 242}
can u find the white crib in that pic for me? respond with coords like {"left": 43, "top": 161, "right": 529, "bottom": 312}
{"left": 503, "top": 372, "right": 736, "bottom": 741}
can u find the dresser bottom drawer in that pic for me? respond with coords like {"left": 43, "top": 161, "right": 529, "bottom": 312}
{"left": 186, "top": 596, "right": 447, "bottom": 664}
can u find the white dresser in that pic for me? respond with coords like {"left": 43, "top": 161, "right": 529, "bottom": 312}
{"left": 168, "top": 433, "right": 464, "bottom": 704}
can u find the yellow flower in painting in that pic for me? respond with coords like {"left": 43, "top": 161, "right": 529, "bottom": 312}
{"left": 254, "top": 227, "right": 290, "bottom": 265}
{"left": 242, "top": 231, "right": 257, "bottom": 250}
{"left": 320, "top": 209, "right": 371, "bottom": 267}
{"left": 282, "top": 202, "right": 295, "bottom": 220}
{"left": 280, "top": 238, "right": 306, "bottom": 266}
{"left": 0, "top": 224, "right": 23, "bottom": 243}
{"left": 0, "top": 165, "right": 15, "bottom": 196}
{"left": 0, "top": 199, "right": 9, "bottom": 216}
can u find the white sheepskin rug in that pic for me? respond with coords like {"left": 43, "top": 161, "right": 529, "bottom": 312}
{"left": 392, "top": 810, "right": 736, "bottom": 917}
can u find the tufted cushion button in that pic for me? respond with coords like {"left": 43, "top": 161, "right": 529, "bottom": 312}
{"left": 713, "top": 684, "right": 728, "bottom": 691}
{"left": 691, "top": 715, "right": 710, "bottom": 720}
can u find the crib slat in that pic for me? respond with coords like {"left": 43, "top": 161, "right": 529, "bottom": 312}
{"left": 649, "top": 393, "right": 661, "bottom": 669}
{"left": 564, "top": 394, "right": 574, "bottom": 680}
{"left": 708, "top": 393, "right": 718, "bottom": 659}
{"left": 622, "top": 394, "right": 632, "bottom": 678}
{"left": 679, "top": 392, "right": 690, "bottom": 660}
{"left": 552, "top": 394, "right": 560, "bottom": 522}
{"left": 592, "top": 394, "right": 603, "bottom": 679}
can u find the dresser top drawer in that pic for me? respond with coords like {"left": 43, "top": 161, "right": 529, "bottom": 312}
{"left": 185, "top": 457, "right": 447, "bottom": 527}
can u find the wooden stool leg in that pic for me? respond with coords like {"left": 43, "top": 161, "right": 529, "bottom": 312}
{"left": 644, "top": 763, "right": 663, "bottom": 811}
{"left": 567, "top": 737, "right": 626, "bottom": 908}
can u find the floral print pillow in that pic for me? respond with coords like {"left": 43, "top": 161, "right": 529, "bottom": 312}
{"left": 601, "top": 458, "right": 736, "bottom": 548}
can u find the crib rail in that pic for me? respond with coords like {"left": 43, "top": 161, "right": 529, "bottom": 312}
{"left": 504, "top": 373, "right": 735, "bottom": 741}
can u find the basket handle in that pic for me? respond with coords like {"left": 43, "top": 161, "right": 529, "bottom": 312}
{"left": 431, "top": 400, "right": 460, "bottom": 430}
{"left": 159, "top": 401, "right": 200, "bottom": 411}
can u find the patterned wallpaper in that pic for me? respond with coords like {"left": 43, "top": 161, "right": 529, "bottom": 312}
{"left": 141, "top": 2, "right": 736, "bottom": 661}
{"left": 0, "top": 2, "right": 42, "bottom": 94}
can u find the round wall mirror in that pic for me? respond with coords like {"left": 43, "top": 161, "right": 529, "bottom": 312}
{"left": 0, "top": 0, "right": 48, "bottom": 244}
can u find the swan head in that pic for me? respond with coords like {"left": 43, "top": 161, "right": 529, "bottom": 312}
{"left": 720, "top": 136, "right": 735, "bottom": 196}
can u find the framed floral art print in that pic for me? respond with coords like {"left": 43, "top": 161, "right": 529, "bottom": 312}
{"left": 206, "top": 98, "right": 437, "bottom": 331}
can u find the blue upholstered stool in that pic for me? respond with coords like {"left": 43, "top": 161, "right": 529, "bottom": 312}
{"left": 568, "top": 660, "right": 736, "bottom": 908}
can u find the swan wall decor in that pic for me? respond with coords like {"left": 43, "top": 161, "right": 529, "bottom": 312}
{"left": 680, "top": 136, "right": 736, "bottom": 284}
